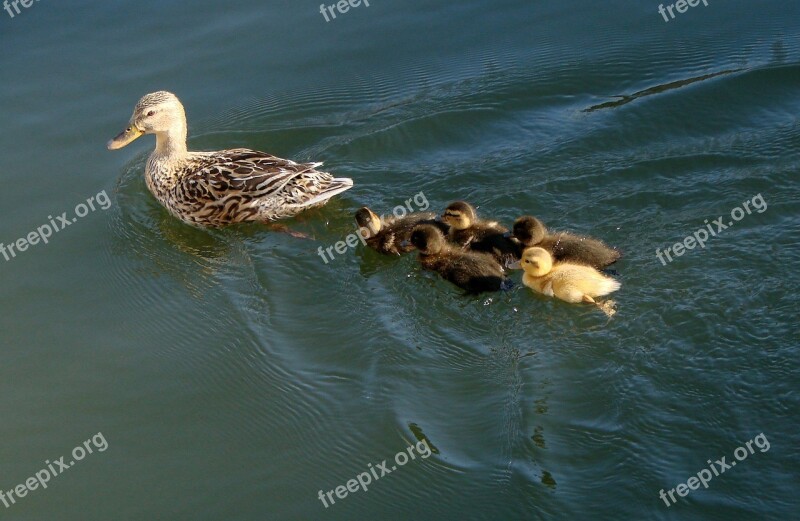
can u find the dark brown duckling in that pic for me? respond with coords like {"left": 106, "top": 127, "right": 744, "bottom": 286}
{"left": 409, "top": 224, "right": 511, "bottom": 293}
{"left": 511, "top": 215, "right": 621, "bottom": 269}
{"left": 355, "top": 207, "right": 448, "bottom": 256}
{"left": 439, "top": 201, "right": 521, "bottom": 266}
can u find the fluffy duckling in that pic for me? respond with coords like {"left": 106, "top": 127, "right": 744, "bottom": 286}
{"left": 511, "top": 247, "right": 620, "bottom": 315}
{"left": 512, "top": 216, "right": 621, "bottom": 269}
{"left": 354, "top": 207, "right": 447, "bottom": 256}
{"left": 410, "top": 224, "right": 511, "bottom": 294}
{"left": 440, "top": 201, "right": 521, "bottom": 265}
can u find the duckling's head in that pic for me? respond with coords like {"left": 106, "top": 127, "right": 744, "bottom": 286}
{"left": 354, "top": 207, "right": 382, "bottom": 238}
{"left": 410, "top": 224, "right": 447, "bottom": 255}
{"left": 440, "top": 201, "right": 477, "bottom": 230}
{"left": 107, "top": 91, "right": 186, "bottom": 150}
{"left": 512, "top": 216, "right": 547, "bottom": 246}
{"left": 511, "top": 247, "right": 553, "bottom": 276}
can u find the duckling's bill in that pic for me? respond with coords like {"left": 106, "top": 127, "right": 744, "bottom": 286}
{"left": 107, "top": 125, "right": 143, "bottom": 150}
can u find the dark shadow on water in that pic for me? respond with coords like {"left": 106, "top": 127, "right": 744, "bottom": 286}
{"left": 583, "top": 68, "right": 746, "bottom": 113}
{"left": 409, "top": 423, "right": 441, "bottom": 455}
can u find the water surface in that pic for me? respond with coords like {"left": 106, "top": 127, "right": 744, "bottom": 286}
{"left": 0, "top": 0, "right": 798, "bottom": 519}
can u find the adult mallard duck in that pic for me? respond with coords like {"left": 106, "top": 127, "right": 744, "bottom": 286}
{"left": 107, "top": 91, "right": 353, "bottom": 228}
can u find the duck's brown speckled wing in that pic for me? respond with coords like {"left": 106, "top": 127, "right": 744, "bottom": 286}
{"left": 172, "top": 149, "right": 348, "bottom": 226}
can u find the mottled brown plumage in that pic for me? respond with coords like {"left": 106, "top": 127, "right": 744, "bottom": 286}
{"left": 108, "top": 92, "right": 352, "bottom": 228}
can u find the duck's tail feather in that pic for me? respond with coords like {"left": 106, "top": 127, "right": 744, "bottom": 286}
{"left": 293, "top": 177, "right": 354, "bottom": 208}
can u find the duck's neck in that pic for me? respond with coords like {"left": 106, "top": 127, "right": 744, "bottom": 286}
{"left": 153, "top": 120, "right": 188, "bottom": 160}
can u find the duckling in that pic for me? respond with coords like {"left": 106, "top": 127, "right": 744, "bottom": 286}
{"left": 512, "top": 216, "right": 621, "bottom": 269}
{"left": 439, "top": 201, "right": 521, "bottom": 265}
{"left": 410, "top": 224, "right": 511, "bottom": 293}
{"left": 354, "top": 207, "right": 447, "bottom": 256}
{"left": 511, "top": 247, "right": 620, "bottom": 315}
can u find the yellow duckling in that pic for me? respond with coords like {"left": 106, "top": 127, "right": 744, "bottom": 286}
{"left": 510, "top": 247, "right": 620, "bottom": 315}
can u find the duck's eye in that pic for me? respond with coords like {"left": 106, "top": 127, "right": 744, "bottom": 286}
{"left": 146, "top": 110, "right": 156, "bottom": 117}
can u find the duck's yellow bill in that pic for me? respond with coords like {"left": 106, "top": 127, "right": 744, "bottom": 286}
{"left": 107, "top": 126, "right": 143, "bottom": 150}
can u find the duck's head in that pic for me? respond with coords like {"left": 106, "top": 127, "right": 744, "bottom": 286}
{"left": 410, "top": 224, "right": 447, "bottom": 255}
{"left": 440, "top": 201, "right": 477, "bottom": 230}
{"left": 512, "top": 216, "right": 547, "bottom": 246}
{"left": 107, "top": 91, "right": 186, "bottom": 150}
{"left": 509, "top": 247, "right": 552, "bottom": 276}
{"left": 354, "top": 207, "right": 382, "bottom": 238}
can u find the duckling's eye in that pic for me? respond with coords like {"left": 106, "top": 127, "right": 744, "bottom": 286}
{"left": 146, "top": 110, "right": 156, "bottom": 117}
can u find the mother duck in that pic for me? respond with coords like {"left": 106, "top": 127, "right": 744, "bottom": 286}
{"left": 107, "top": 91, "right": 353, "bottom": 228}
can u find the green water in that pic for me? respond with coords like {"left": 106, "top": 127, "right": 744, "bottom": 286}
{"left": 1, "top": 1, "right": 798, "bottom": 519}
